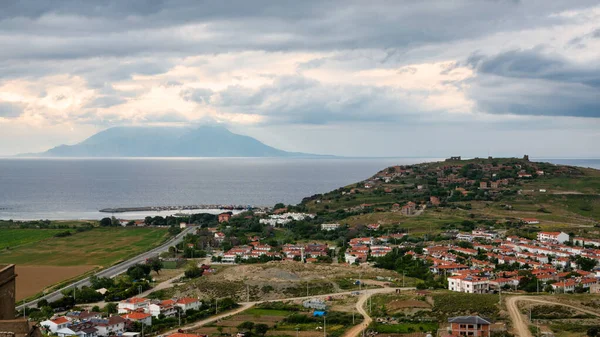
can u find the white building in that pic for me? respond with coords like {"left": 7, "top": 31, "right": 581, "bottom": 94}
{"left": 117, "top": 297, "right": 150, "bottom": 314}
{"left": 41, "top": 316, "right": 72, "bottom": 333}
{"left": 148, "top": 299, "right": 178, "bottom": 318}
{"left": 121, "top": 312, "right": 152, "bottom": 326}
{"left": 321, "top": 223, "right": 340, "bottom": 231}
{"left": 537, "top": 231, "right": 569, "bottom": 244}
{"left": 176, "top": 297, "right": 202, "bottom": 312}
{"left": 94, "top": 316, "right": 127, "bottom": 337}
{"left": 447, "top": 275, "right": 490, "bottom": 294}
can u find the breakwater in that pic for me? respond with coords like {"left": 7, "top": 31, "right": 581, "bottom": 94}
{"left": 99, "top": 204, "right": 269, "bottom": 213}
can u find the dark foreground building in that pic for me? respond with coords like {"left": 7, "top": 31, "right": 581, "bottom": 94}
{"left": 0, "top": 264, "right": 42, "bottom": 337}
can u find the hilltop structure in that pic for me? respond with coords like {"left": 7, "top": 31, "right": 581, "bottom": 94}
{"left": 0, "top": 264, "right": 42, "bottom": 337}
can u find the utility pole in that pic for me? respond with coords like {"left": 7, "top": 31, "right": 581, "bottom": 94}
{"left": 323, "top": 315, "right": 326, "bottom": 337}
{"left": 359, "top": 273, "right": 362, "bottom": 291}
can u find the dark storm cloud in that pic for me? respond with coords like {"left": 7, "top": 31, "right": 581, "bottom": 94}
{"left": 467, "top": 49, "right": 600, "bottom": 118}
{"left": 0, "top": 102, "right": 24, "bottom": 118}
{"left": 471, "top": 49, "right": 600, "bottom": 88}
{"left": 0, "top": 0, "right": 597, "bottom": 62}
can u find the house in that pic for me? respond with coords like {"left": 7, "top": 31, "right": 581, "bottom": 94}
{"left": 214, "top": 232, "right": 226, "bottom": 242}
{"left": 118, "top": 297, "right": 150, "bottom": 314}
{"left": 551, "top": 279, "right": 577, "bottom": 293}
{"left": 41, "top": 316, "right": 72, "bottom": 333}
{"left": 480, "top": 181, "right": 488, "bottom": 189}
{"left": 121, "top": 312, "right": 152, "bottom": 326}
{"left": 448, "top": 316, "right": 492, "bottom": 337}
{"left": 490, "top": 181, "right": 499, "bottom": 189}
{"left": 447, "top": 275, "right": 490, "bottom": 294}
{"left": 430, "top": 196, "right": 441, "bottom": 206}
{"left": 321, "top": 223, "right": 340, "bottom": 231}
{"left": 401, "top": 202, "right": 416, "bottom": 216}
{"left": 218, "top": 213, "right": 232, "bottom": 223}
{"left": 537, "top": 232, "right": 569, "bottom": 244}
{"left": 148, "top": 299, "right": 178, "bottom": 318}
{"left": 367, "top": 224, "right": 381, "bottom": 231}
{"left": 56, "top": 327, "right": 83, "bottom": 337}
{"left": 176, "top": 297, "right": 201, "bottom": 312}
{"left": 68, "top": 324, "right": 98, "bottom": 337}
{"left": 94, "top": 316, "right": 127, "bottom": 337}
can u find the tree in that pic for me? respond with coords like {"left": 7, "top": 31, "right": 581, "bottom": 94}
{"left": 100, "top": 217, "right": 112, "bottom": 227}
{"left": 104, "top": 302, "right": 118, "bottom": 314}
{"left": 92, "top": 305, "right": 101, "bottom": 312}
{"left": 587, "top": 327, "right": 600, "bottom": 337}
{"left": 37, "top": 299, "right": 49, "bottom": 309}
{"left": 576, "top": 256, "right": 597, "bottom": 271}
{"left": 148, "top": 257, "right": 163, "bottom": 275}
{"left": 238, "top": 321, "right": 254, "bottom": 332}
{"left": 254, "top": 324, "right": 269, "bottom": 336}
{"left": 184, "top": 265, "right": 203, "bottom": 279}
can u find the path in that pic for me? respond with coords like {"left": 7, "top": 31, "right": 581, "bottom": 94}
{"left": 165, "top": 287, "right": 414, "bottom": 336}
{"left": 506, "top": 296, "right": 600, "bottom": 337}
{"left": 17, "top": 226, "right": 197, "bottom": 311}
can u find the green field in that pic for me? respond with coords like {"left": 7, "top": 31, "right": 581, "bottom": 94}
{"left": 0, "top": 229, "right": 65, "bottom": 250}
{"left": 244, "top": 308, "right": 291, "bottom": 317}
{"left": 0, "top": 227, "right": 170, "bottom": 266}
{"left": 370, "top": 322, "right": 438, "bottom": 333}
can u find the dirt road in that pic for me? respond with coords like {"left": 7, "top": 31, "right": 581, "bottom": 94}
{"left": 342, "top": 287, "right": 403, "bottom": 337}
{"left": 506, "top": 296, "right": 600, "bottom": 337}
{"left": 166, "top": 287, "right": 414, "bottom": 336}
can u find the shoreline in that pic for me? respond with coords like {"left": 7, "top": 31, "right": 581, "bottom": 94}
{"left": 0, "top": 208, "right": 245, "bottom": 221}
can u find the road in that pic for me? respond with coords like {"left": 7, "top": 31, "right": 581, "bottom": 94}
{"left": 17, "top": 226, "right": 197, "bottom": 311}
{"left": 506, "top": 296, "right": 600, "bottom": 337}
{"left": 164, "top": 287, "right": 415, "bottom": 336}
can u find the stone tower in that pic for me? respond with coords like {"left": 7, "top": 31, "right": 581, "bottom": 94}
{"left": 0, "top": 264, "right": 42, "bottom": 337}
{"left": 0, "top": 265, "right": 16, "bottom": 320}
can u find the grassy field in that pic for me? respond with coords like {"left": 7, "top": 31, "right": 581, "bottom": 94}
{"left": 369, "top": 322, "right": 438, "bottom": 333}
{"left": 0, "top": 227, "right": 170, "bottom": 266}
{"left": 0, "top": 229, "right": 65, "bottom": 250}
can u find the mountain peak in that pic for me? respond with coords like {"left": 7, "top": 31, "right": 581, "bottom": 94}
{"left": 26, "top": 125, "right": 323, "bottom": 158}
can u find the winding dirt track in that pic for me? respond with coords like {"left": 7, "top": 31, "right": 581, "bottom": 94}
{"left": 165, "top": 287, "right": 413, "bottom": 336}
{"left": 506, "top": 296, "right": 600, "bottom": 337}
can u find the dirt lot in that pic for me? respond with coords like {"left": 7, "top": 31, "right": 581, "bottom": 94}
{"left": 15, "top": 265, "right": 96, "bottom": 301}
{"left": 167, "top": 261, "right": 401, "bottom": 301}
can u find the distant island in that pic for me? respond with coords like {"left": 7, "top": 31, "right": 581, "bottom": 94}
{"left": 20, "top": 125, "right": 325, "bottom": 158}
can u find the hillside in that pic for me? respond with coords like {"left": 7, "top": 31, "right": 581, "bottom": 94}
{"left": 23, "top": 125, "right": 321, "bottom": 157}
{"left": 299, "top": 156, "right": 600, "bottom": 237}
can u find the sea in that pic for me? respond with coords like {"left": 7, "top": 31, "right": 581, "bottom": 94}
{"left": 0, "top": 157, "right": 598, "bottom": 221}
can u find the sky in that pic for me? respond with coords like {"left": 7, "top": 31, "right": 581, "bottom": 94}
{"left": 0, "top": 0, "right": 599, "bottom": 157}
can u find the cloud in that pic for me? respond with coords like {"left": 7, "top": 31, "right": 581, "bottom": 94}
{"left": 466, "top": 48, "right": 600, "bottom": 118}
{"left": 0, "top": 101, "right": 24, "bottom": 118}
{"left": 1, "top": 1, "right": 600, "bottom": 156}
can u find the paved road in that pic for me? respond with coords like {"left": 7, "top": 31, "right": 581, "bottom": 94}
{"left": 506, "top": 296, "right": 600, "bottom": 337}
{"left": 17, "top": 226, "right": 197, "bottom": 311}
{"left": 165, "top": 287, "right": 414, "bottom": 336}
